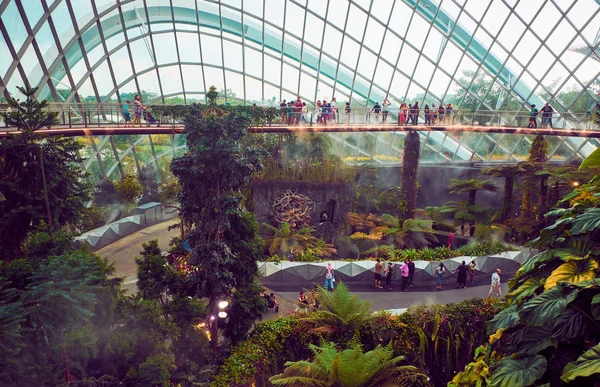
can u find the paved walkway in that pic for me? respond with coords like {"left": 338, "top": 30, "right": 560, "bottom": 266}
{"left": 96, "top": 219, "right": 179, "bottom": 293}
{"left": 97, "top": 220, "right": 508, "bottom": 312}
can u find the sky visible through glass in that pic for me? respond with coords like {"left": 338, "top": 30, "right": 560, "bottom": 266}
{"left": 0, "top": 0, "right": 599, "bottom": 178}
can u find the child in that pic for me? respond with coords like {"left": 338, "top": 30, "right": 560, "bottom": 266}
{"left": 123, "top": 100, "right": 131, "bottom": 127}
{"left": 385, "top": 262, "right": 394, "bottom": 290}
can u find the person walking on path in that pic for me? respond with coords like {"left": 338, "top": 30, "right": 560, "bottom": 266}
{"left": 399, "top": 260, "right": 410, "bottom": 291}
{"left": 407, "top": 258, "right": 415, "bottom": 288}
{"left": 488, "top": 269, "right": 502, "bottom": 298}
{"left": 323, "top": 262, "right": 335, "bottom": 292}
{"left": 374, "top": 258, "right": 384, "bottom": 289}
{"left": 436, "top": 262, "right": 446, "bottom": 291}
{"left": 541, "top": 102, "right": 554, "bottom": 128}
{"left": 385, "top": 262, "right": 394, "bottom": 290}
{"left": 469, "top": 260, "right": 476, "bottom": 284}
{"left": 454, "top": 260, "right": 468, "bottom": 289}
{"left": 528, "top": 104, "right": 539, "bottom": 128}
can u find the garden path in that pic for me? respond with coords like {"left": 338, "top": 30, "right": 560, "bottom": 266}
{"left": 97, "top": 219, "right": 508, "bottom": 314}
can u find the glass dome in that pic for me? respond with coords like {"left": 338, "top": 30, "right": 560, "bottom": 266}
{"left": 1, "top": 0, "right": 599, "bottom": 181}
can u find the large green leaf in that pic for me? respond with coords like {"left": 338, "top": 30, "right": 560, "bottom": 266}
{"left": 487, "top": 304, "right": 519, "bottom": 335}
{"left": 551, "top": 307, "right": 589, "bottom": 342}
{"left": 579, "top": 147, "right": 600, "bottom": 170}
{"left": 592, "top": 294, "right": 600, "bottom": 320}
{"left": 509, "top": 278, "right": 543, "bottom": 303}
{"left": 515, "top": 250, "right": 554, "bottom": 279}
{"left": 561, "top": 343, "right": 600, "bottom": 382}
{"left": 519, "top": 287, "right": 578, "bottom": 326}
{"left": 544, "top": 259, "right": 598, "bottom": 290}
{"left": 489, "top": 355, "right": 547, "bottom": 387}
{"left": 509, "top": 325, "right": 554, "bottom": 356}
{"left": 570, "top": 208, "right": 600, "bottom": 235}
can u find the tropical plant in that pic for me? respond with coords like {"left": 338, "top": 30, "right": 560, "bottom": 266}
{"left": 439, "top": 200, "right": 489, "bottom": 236}
{"left": 448, "top": 179, "right": 498, "bottom": 236}
{"left": 455, "top": 151, "right": 600, "bottom": 386}
{"left": 115, "top": 175, "right": 144, "bottom": 204}
{"left": 481, "top": 164, "right": 526, "bottom": 222}
{"left": 399, "top": 131, "right": 421, "bottom": 219}
{"left": 0, "top": 85, "right": 90, "bottom": 259}
{"left": 377, "top": 214, "right": 438, "bottom": 248}
{"left": 269, "top": 342, "right": 429, "bottom": 387}
{"left": 263, "top": 222, "right": 337, "bottom": 258}
{"left": 301, "top": 282, "right": 374, "bottom": 337}
{"left": 170, "top": 87, "right": 278, "bottom": 351}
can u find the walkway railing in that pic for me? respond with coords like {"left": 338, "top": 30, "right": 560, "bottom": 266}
{"left": 0, "top": 102, "right": 597, "bottom": 132}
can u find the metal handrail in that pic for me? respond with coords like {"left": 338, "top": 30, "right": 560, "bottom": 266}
{"left": 0, "top": 102, "right": 597, "bottom": 131}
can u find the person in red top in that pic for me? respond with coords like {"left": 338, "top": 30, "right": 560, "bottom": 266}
{"left": 294, "top": 97, "right": 303, "bottom": 125}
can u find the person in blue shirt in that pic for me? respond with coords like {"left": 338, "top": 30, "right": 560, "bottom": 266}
{"left": 528, "top": 104, "right": 539, "bottom": 128}
{"left": 123, "top": 100, "right": 131, "bottom": 127}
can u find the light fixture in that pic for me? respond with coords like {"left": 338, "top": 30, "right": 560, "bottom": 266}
{"left": 209, "top": 315, "right": 215, "bottom": 321}
{"left": 218, "top": 311, "right": 228, "bottom": 318}
{"left": 218, "top": 300, "right": 229, "bottom": 309}
{"left": 572, "top": 181, "right": 580, "bottom": 187}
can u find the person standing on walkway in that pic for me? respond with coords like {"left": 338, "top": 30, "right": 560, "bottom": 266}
{"left": 133, "top": 95, "right": 145, "bottom": 127}
{"left": 455, "top": 260, "right": 468, "bottom": 289}
{"left": 438, "top": 103, "right": 445, "bottom": 123}
{"left": 345, "top": 102, "right": 351, "bottom": 125}
{"left": 323, "top": 262, "right": 335, "bottom": 292}
{"left": 331, "top": 97, "right": 337, "bottom": 123}
{"left": 374, "top": 258, "right": 384, "bottom": 289}
{"left": 424, "top": 104, "right": 431, "bottom": 125}
{"left": 385, "top": 262, "right": 394, "bottom": 290}
{"left": 445, "top": 104, "right": 453, "bottom": 125}
{"left": 123, "top": 100, "right": 131, "bottom": 127}
{"left": 436, "top": 262, "right": 446, "bottom": 291}
{"left": 382, "top": 99, "right": 391, "bottom": 123}
{"left": 488, "top": 268, "right": 502, "bottom": 298}
{"left": 400, "top": 260, "right": 410, "bottom": 291}
{"left": 412, "top": 102, "right": 420, "bottom": 125}
{"left": 541, "top": 102, "right": 554, "bottom": 128}
{"left": 407, "top": 258, "right": 415, "bottom": 288}
{"left": 371, "top": 102, "right": 381, "bottom": 123}
{"left": 528, "top": 104, "right": 538, "bottom": 128}
{"left": 469, "top": 260, "right": 476, "bottom": 284}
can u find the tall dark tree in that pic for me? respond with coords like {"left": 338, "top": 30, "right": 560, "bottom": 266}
{"left": 170, "top": 87, "right": 269, "bottom": 351}
{"left": 0, "top": 85, "right": 90, "bottom": 259}
{"left": 481, "top": 164, "right": 526, "bottom": 222}
{"left": 399, "top": 131, "right": 420, "bottom": 220}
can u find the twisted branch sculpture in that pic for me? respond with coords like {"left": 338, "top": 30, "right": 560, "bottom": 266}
{"left": 272, "top": 190, "right": 315, "bottom": 230}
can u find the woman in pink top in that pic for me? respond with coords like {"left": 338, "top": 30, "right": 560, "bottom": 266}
{"left": 323, "top": 263, "right": 335, "bottom": 291}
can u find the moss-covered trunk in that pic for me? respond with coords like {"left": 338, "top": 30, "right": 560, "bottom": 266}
{"left": 399, "top": 131, "right": 420, "bottom": 220}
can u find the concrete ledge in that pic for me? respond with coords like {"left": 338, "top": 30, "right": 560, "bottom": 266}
{"left": 75, "top": 203, "right": 177, "bottom": 251}
{"left": 260, "top": 249, "right": 532, "bottom": 289}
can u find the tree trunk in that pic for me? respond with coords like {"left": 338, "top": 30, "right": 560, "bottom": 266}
{"left": 503, "top": 176, "right": 514, "bottom": 222}
{"left": 539, "top": 175, "right": 548, "bottom": 219}
{"left": 468, "top": 189, "right": 476, "bottom": 237}
{"left": 399, "top": 131, "right": 420, "bottom": 220}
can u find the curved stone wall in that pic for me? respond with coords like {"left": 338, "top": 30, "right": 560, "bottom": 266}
{"left": 259, "top": 249, "right": 532, "bottom": 289}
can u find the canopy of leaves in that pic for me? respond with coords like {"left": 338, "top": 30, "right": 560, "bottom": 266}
{"left": 0, "top": 86, "right": 90, "bottom": 259}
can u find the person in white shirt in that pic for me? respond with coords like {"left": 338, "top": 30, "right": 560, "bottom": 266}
{"left": 488, "top": 268, "right": 502, "bottom": 298}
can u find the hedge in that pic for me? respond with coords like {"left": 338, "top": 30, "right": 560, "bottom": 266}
{"left": 211, "top": 298, "right": 498, "bottom": 387}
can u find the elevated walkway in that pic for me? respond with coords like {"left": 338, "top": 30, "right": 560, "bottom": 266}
{"left": 2, "top": 123, "right": 599, "bottom": 139}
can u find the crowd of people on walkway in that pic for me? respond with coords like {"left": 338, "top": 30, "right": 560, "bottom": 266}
{"left": 278, "top": 96, "right": 560, "bottom": 129}
{"left": 319, "top": 258, "right": 502, "bottom": 297}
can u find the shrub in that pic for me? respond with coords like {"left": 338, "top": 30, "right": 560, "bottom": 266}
{"left": 212, "top": 298, "right": 498, "bottom": 387}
